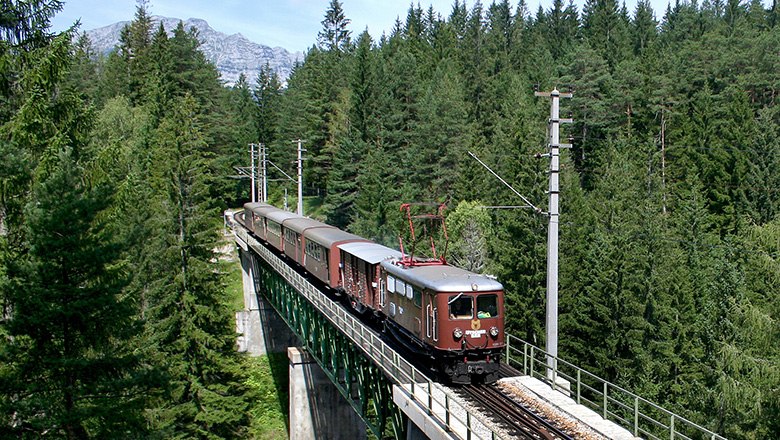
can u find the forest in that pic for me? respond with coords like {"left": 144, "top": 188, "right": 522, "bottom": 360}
{"left": 1, "top": 0, "right": 778, "bottom": 438}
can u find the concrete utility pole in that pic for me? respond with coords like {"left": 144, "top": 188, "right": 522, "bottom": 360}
{"left": 294, "top": 139, "right": 305, "bottom": 216}
{"left": 260, "top": 143, "right": 268, "bottom": 203}
{"left": 534, "top": 87, "right": 572, "bottom": 376}
{"left": 250, "top": 143, "right": 257, "bottom": 203}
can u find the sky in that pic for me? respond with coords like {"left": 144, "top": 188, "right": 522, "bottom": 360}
{"left": 50, "top": 0, "right": 675, "bottom": 54}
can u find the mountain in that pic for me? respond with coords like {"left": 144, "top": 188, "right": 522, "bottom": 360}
{"left": 85, "top": 16, "right": 303, "bottom": 86}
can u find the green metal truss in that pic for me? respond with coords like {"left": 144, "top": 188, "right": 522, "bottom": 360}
{"left": 251, "top": 254, "right": 407, "bottom": 439}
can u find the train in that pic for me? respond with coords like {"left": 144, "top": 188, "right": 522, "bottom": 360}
{"left": 241, "top": 202, "right": 505, "bottom": 384}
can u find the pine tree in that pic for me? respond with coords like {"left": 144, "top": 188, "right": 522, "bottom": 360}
{"left": 254, "top": 64, "right": 282, "bottom": 145}
{"left": 542, "top": 0, "right": 580, "bottom": 60}
{"left": 323, "top": 137, "right": 359, "bottom": 228}
{"left": 559, "top": 141, "right": 651, "bottom": 381}
{"left": 744, "top": 106, "right": 780, "bottom": 223}
{"left": 317, "top": 0, "right": 352, "bottom": 52}
{"left": 66, "top": 32, "right": 101, "bottom": 102}
{"left": 0, "top": 148, "right": 150, "bottom": 438}
{"left": 631, "top": 0, "right": 658, "bottom": 55}
{"left": 117, "top": 1, "right": 154, "bottom": 105}
{"left": 559, "top": 43, "right": 616, "bottom": 186}
{"left": 0, "top": 0, "right": 63, "bottom": 52}
{"left": 411, "top": 58, "right": 470, "bottom": 201}
{"left": 144, "top": 94, "right": 252, "bottom": 438}
{"left": 581, "top": 0, "right": 631, "bottom": 68}
{"left": 349, "top": 31, "right": 379, "bottom": 144}
{"left": 220, "top": 74, "right": 256, "bottom": 204}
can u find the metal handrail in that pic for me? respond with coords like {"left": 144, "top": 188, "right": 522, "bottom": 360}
{"left": 504, "top": 334, "right": 728, "bottom": 440}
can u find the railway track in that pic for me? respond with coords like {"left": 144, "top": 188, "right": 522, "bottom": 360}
{"left": 457, "top": 383, "right": 574, "bottom": 440}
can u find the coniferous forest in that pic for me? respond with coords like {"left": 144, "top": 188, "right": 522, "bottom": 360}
{"left": 1, "top": 0, "right": 779, "bottom": 438}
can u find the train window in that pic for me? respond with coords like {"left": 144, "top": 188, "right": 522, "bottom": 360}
{"left": 406, "top": 284, "right": 413, "bottom": 300}
{"left": 476, "top": 294, "right": 498, "bottom": 318}
{"left": 387, "top": 275, "right": 395, "bottom": 294}
{"left": 396, "top": 280, "right": 406, "bottom": 296}
{"left": 284, "top": 229, "right": 297, "bottom": 244}
{"left": 448, "top": 294, "right": 473, "bottom": 319}
{"left": 305, "top": 241, "right": 322, "bottom": 261}
{"left": 268, "top": 221, "right": 281, "bottom": 236}
{"left": 413, "top": 288, "right": 422, "bottom": 308}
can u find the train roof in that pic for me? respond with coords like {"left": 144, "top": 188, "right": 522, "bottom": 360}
{"left": 264, "top": 210, "right": 301, "bottom": 224}
{"left": 338, "top": 242, "right": 402, "bottom": 264}
{"left": 250, "top": 204, "right": 284, "bottom": 217}
{"left": 380, "top": 260, "right": 503, "bottom": 293}
{"left": 244, "top": 202, "right": 272, "bottom": 211}
{"left": 284, "top": 217, "right": 332, "bottom": 234}
{"left": 306, "top": 227, "right": 367, "bottom": 248}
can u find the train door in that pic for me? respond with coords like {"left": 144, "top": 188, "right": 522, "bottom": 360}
{"left": 425, "top": 291, "right": 438, "bottom": 343}
{"left": 378, "top": 269, "right": 386, "bottom": 308}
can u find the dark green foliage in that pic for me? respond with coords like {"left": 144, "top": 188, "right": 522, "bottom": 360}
{"left": 2, "top": 2, "right": 257, "bottom": 437}
{"left": 323, "top": 137, "right": 359, "bottom": 228}
{"left": 0, "top": 0, "right": 63, "bottom": 50}
{"left": 144, "top": 95, "right": 251, "bottom": 438}
{"left": 254, "top": 65, "right": 283, "bottom": 145}
{"left": 0, "top": 149, "right": 150, "bottom": 438}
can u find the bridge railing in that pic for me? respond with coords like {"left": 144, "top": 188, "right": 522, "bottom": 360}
{"left": 231, "top": 215, "right": 507, "bottom": 440}
{"left": 505, "top": 334, "right": 727, "bottom": 440}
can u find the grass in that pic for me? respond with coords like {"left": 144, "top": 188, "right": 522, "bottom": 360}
{"left": 223, "top": 255, "right": 244, "bottom": 312}
{"left": 245, "top": 354, "right": 290, "bottom": 439}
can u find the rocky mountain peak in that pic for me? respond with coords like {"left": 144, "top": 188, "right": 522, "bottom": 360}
{"left": 85, "top": 16, "right": 303, "bottom": 86}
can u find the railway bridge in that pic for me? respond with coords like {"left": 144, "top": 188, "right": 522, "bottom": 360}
{"left": 227, "top": 210, "right": 726, "bottom": 440}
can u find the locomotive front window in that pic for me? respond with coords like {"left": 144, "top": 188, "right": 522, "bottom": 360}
{"left": 476, "top": 294, "right": 498, "bottom": 318}
{"left": 387, "top": 275, "right": 395, "bottom": 294}
{"left": 413, "top": 288, "right": 422, "bottom": 308}
{"left": 448, "top": 294, "right": 473, "bottom": 320}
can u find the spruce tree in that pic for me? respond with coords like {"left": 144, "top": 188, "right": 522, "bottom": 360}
{"left": 631, "top": 0, "right": 658, "bottom": 55}
{"left": 117, "top": 1, "right": 154, "bottom": 105}
{"left": 144, "top": 94, "right": 251, "bottom": 438}
{"left": 581, "top": 0, "right": 631, "bottom": 67}
{"left": 0, "top": 149, "right": 149, "bottom": 438}
{"left": 317, "top": 0, "right": 352, "bottom": 52}
{"left": 254, "top": 64, "right": 282, "bottom": 146}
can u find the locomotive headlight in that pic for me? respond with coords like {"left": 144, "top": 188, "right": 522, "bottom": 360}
{"left": 453, "top": 328, "right": 463, "bottom": 340}
{"left": 489, "top": 326, "right": 500, "bottom": 338}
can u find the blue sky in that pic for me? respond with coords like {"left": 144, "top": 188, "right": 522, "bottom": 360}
{"left": 51, "top": 0, "right": 675, "bottom": 53}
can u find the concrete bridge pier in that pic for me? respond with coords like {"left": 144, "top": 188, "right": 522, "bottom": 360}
{"left": 288, "top": 347, "right": 367, "bottom": 440}
{"left": 235, "top": 247, "right": 297, "bottom": 355}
